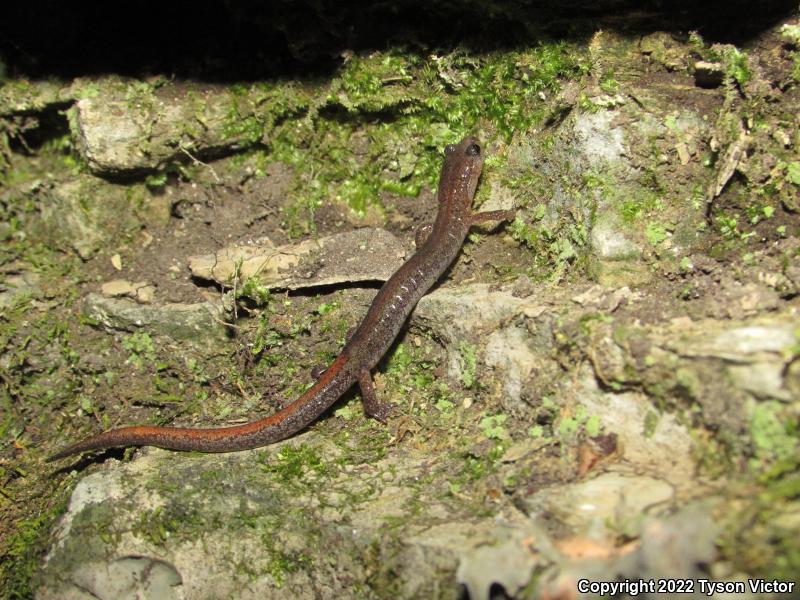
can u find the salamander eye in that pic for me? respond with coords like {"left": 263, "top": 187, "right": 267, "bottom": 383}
{"left": 445, "top": 144, "right": 456, "bottom": 154}
{"left": 465, "top": 143, "right": 481, "bottom": 156}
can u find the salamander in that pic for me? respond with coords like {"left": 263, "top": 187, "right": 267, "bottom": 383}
{"left": 48, "top": 136, "right": 515, "bottom": 461}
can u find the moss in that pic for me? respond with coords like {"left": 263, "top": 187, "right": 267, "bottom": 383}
{"left": 122, "top": 331, "right": 157, "bottom": 367}
{"left": 688, "top": 34, "right": 751, "bottom": 88}
{"left": 1, "top": 503, "right": 67, "bottom": 600}
{"left": 643, "top": 410, "right": 659, "bottom": 438}
{"left": 259, "top": 444, "right": 329, "bottom": 484}
{"left": 599, "top": 71, "right": 621, "bottom": 94}
{"left": 134, "top": 505, "right": 202, "bottom": 546}
{"left": 479, "top": 414, "right": 509, "bottom": 440}
{"left": 384, "top": 342, "right": 435, "bottom": 396}
{"left": 555, "top": 404, "right": 604, "bottom": 441}
{"left": 720, "top": 455, "right": 800, "bottom": 581}
{"left": 459, "top": 443, "right": 506, "bottom": 482}
{"left": 233, "top": 42, "right": 588, "bottom": 233}
{"left": 237, "top": 275, "right": 272, "bottom": 308}
{"left": 458, "top": 342, "right": 478, "bottom": 389}
{"left": 722, "top": 47, "right": 751, "bottom": 88}
{"left": 509, "top": 208, "right": 589, "bottom": 282}
{"left": 645, "top": 222, "right": 668, "bottom": 246}
{"left": 749, "top": 401, "right": 798, "bottom": 467}
{"left": 259, "top": 533, "right": 311, "bottom": 588}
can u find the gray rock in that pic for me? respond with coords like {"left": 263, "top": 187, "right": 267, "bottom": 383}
{"left": 0, "top": 79, "right": 73, "bottom": 115}
{"left": 0, "top": 270, "right": 40, "bottom": 308}
{"left": 37, "top": 445, "right": 535, "bottom": 600}
{"left": 69, "top": 81, "right": 296, "bottom": 176}
{"left": 37, "top": 176, "right": 143, "bottom": 260}
{"left": 188, "top": 228, "right": 407, "bottom": 291}
{"left": 572, "top": 110, "right": 627, "bottom": 166}
{"left": 590, "top": 212, "right": 642, "bottom": 261}
{"left": 84, "top": 293, "right": 229, "bottom": 342}
{"left": 415, "top": 280, "right": 797, "bottom": 462}
{"left": 416, "top": 283, "right": 553, "bottom": 413}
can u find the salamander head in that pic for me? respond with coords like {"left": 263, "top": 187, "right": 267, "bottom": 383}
{"left": 440, "top": 136, "right": 485, "bottom": 211}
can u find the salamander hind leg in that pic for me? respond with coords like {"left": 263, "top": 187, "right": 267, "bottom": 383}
{"left": 358, "top": 372, "right": 393, "bottom": 424}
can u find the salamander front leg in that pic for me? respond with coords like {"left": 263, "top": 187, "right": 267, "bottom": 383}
{"left": 358, "top": 372, "right": 392, "bottom": 423}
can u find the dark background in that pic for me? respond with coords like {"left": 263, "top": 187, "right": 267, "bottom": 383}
{"left": 1, "top": 0, "right": 798, "bottom": 80}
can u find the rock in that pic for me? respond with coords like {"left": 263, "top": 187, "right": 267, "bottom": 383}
{"left": 456, "top": 527, "right": 538, "bottom": 600}
{"left": 571, "top": 284, "right": 634, "bottom": 312}
{"left": 527, "top": 470, "right": 675, "bottom": 537}
{"left": 415, "top": 283, "right": 553, "bottom": 412}
{"left": 510, "top": 274, "right": 535, "bottom": 298}
{"left": 100, "top": 280, "right": 157, "bottom": 304}
{"left": 672, "top": 324, "right": 796, "bottom": 361}
{"left": 543, "top": 502, "right": 722, "bottom": 599}
{"left": 37, "top": 444, "right": 536, "bottom": 600}
{"left": 36, "top": 176, "right": 144, "bottom": 260}
{"left": 706, "top": 120, "right": 749, "bottom": 203}
{"left": 135, "top": 285, "right": 156, "bottom": 304}
{"left": 38, "top": 556, "right": 182, "bottom": 600}
{"left": 83, "top": 293, "right": 228, "bottom": 341}
{"left": 416, "top": 281, "right": 797, "bottom": 462}
{"left": 590, "top": 213, "right": 642, "bottom": 261}
{"left": 100, "top": 280, "right": 136, "bottom": 297}
{"left": 694, "top": 61, "right": 725, "bottom": 88}
{"left": 0, "top": 270, "right": 40, "bottom": 308}
{"left": 617, "top": 503, "right": 719, "bottom": 580}
{"left": 0, "top": 79, "right": 73, "bottom": 115}
{"left": 69, "top": 80, "right": 307, "bottom": 176}
{"left": 575, "top": 367, "right": 696, "bottom": 479}
{"left": 572, "top": 110, "right": 627, "bottom": 165}
{"left": 188, "top": 228, "right": 407, "bottom": 291}
{"left": 510, "top": 90, "right": 708, "bottom": 287}
{"left": 675, "top": 141, "right": 691, "bottom": 164}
